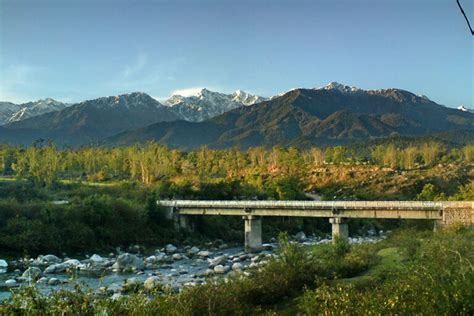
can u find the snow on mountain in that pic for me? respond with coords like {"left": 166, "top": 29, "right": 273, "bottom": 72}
{"left": 164, "top": 88, "right": 267, "bottom": 122}
{"left": 457, "top": 105, "right": 473, "bottom": 113}
{"left": 0, "top": 102, "right": 22, "bottom": 125}
{"left": 317, "top": 81, "right": 362, "bottom": 93}
{"left": 8, "top": 98, "right": 69, "bottom": 123}
{"left": 0, "top": 98, "right": 69, "bottom": 125}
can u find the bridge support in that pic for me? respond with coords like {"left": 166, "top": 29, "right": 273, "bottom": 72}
{"left": 330, "top": 218, "right": 348, "bottom": 242}
{"left": 164, "top": 207, "right": 193, "bottom": 231}
{"left": 244, "top": 216, "right": 262, "bottom": 252}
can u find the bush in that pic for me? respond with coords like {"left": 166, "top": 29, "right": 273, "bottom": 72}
{"left": 298, "top": 230, "right": 474, "bottom": 315}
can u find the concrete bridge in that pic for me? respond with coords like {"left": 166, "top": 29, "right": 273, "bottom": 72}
{"left": 157, "top": 200, "right": 474, "bottom": 252}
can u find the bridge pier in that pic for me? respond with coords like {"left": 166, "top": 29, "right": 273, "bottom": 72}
{"left": 164, "top": 207, "right": 193, "bottom": 231}
{"left": 244, "top": 216, "right": 262, "bottom": 252}
{"left": 330, "top": 218, "right": 348, "bottom": 242}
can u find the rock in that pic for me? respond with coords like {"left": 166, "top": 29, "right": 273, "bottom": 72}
{"left": 90, "top": 254, "right": 105, "bottom": 264}
{"left": 107, "top": 283, "right": 123, "bottom": 293}
{"left": 22, "top": 267, "right": 42, "bottom": 280}
{"left": 145, "top": 255, "right": 158, "bottom": 264}
{"left": 48, "top": 278, "right": 60, "bottom": 286}
{"left": 44, "top": 263, "right": 67, "bottom": 274}
{"left": 204, "top": 269, "right": 214, "bottom": 276}
{"left": 262, "top": 243, "right": 274, "bottom": 251}
{"left": 37, "top": 277, "right": 48, "bottom": 284}
{"left": 111, "top": 293, "right": 122, "bottom": 300}
{"left": 0, "top": 259, "right": 8, "bottom": 272}
{"left": 187, "top": 247, "right": 200, "bottom": 256}
{"left": 5, "top": 279, "right": 17, "bottom": 287}
{"left": 239, "top": 254, "right": 248, "bottom": 261}
{"left": 165, "top": 244, "right": 177, "bottom": 254}
{"left": 40, "top": 254, "right": 61, "bottom": 265}
{"left": 172, "top": 253, "right": 183, "bottom": 261}
{"left": 112, "top": 253, "right": 144, "bottom": 271}
{"left": 209, "top": 255, "right": 227, "bottom": 268}
{"left": 295, "top": 231, "right": 307, "bottom": 242}
{"left": 213, "top": 265, "right": 225, "bottom": 274}
{"left": 232, "top": 263, "right": 243, "bottom": 271}
{"left": 197, "top": 250, "right": 212, "bottom": 258}
{"left": 0, "top": 259, "right": 8, "bottom": 269}
{"left": 63, "top": 259, "right": 82, "bottom": 268}
{"left": 144, "top": 276, "right": 161, "bottom": 291}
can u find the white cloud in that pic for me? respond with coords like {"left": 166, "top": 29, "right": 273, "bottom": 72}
{"left": 170, "top": 87, "right": 205, "bottom": 97}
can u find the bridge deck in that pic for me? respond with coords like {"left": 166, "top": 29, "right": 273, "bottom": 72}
{"left": 158, "top": 200, "right": 472, "bottom": 220}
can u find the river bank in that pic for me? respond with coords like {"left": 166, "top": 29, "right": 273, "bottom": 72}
{"left": 0, "top": 232, "right": 385, "bottom": 301}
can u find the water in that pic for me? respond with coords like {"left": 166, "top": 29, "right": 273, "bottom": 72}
{"left": 0, "top": 246, "right": 249, "bottom": 301}
{"left": 0, "top": 234, "right": 384, "bottom": 301}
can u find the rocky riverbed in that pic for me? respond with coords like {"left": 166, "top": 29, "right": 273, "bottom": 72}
{"left": 0, "top": 231, "right": 386, "bottom": 301}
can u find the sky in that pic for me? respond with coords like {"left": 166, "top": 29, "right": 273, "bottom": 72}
{"left": 0, "top": 0, "right": 473, "bottom": 108}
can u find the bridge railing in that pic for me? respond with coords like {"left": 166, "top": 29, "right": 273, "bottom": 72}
{"left": 157, "top": 200, "right": 472, "bottom": 210}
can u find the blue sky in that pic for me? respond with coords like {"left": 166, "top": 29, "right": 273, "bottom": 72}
{"left": 0, "top": 0, "right": 472, "bottom": 108}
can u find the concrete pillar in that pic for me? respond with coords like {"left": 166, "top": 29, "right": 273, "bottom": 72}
{"left": 244, "top": 216, "right": 262, "bottom": 252}
{"left": 433, "top": 219, "right": 446, "bottom": 232}
{"left": 330, "top": 217, "right": 348, "bottom": 243}
{"left": 178, "top": 215, "right": 193, "bottom": 231}
{"left": 163, "top": 206, "right": 175, "bottom": 221}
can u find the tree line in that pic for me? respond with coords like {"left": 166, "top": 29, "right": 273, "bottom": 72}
{"left": 0, "top": 141, "right": 472, "bottom": 188}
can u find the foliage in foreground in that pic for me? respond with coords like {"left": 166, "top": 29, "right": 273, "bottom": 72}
{"left": 1, "top": 229, "right": 472, "bottom": 315}
{"left": 299, "top": 228, "right": 474, "bottom": 315}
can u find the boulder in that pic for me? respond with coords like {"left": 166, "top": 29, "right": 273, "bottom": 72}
{"left": 37, "top": 277, "right": 48, "bottom": 284}
{"left": 187, "top": 247, "right": 200, "bottom": 256}
{"left": 165, "top": 244, "right": 177, "bottom": 254}
{"left": 172, "top": 253, "right": 183, "bottom": 261}
{"left": 39, "top": 254, "right": 61, "bottom": 265}
{"left": 22, "top": 267, "right": 42, "bottom": 280}
{"left": 232, "top": 262, "right": 243, "bottom": 271}
{"left": 63, "top": 259, "right": 82, "bottom": 268}
{"left": 209, "top": 255, "right": 227, "bottom": 268}
{"left": 262, "top": 243, "right": 274, "bottom": 251}
{"left": 44, "top": 263, "right": 67, "bottom": 274}
{"left": 111, "top": 293, "right": 122, "bottom": 300}
{"left": 213, "top": 265, "right": 226, "bottom": 274}
{"left": 112, "top": 253, "right": 144, "bottom": 271}
{"left": 5, "top": 279, "right": 17, "bottom": 287}
{"left": 295, "top": 231, "right": 307, "bottom": 242}
{"left": 197, "top": 250, "right": 212, "bottom": 258}
{"left": 90, "top": 254, "right": 105, "bottom": 264}
{"left": 48, "top": 278, "right": 60, "bottom": 286}
{"left": 0, "top": 259, "right": 8, "bottom": 271}
{"left": 143, "top": 276, "right": 161, "bottom": 291}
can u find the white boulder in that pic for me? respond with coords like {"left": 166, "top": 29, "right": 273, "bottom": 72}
{"left": 112, "top": 253, "right": 144, "bottom": 271}
{"left": 213, "top": 265, "right": 226, "bottom": 274}
{"left": 144, "top": 276, "right": 161, "bottom": 291}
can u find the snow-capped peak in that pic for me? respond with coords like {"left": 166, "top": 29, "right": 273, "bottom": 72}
{"left": 319, "top": 82, "right": 361, "bottom": 93}
{"left": 457, "top": 105, "right": 473, "bottom": 113}
{"left": 163, "top": 88, "right": 266, "bottom": 122}
{"left": 0, "top": 98, "right": 70, "bottom": 124}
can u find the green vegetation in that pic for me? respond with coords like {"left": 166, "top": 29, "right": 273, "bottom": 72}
{"left": 0, "top": 141, "right": 472, "bottom": 313}
{"left": 0, "top": 141, "right": 472, "bottom": 255}
{"left": 1, "top": 229, "right": 472, "bottom": 315}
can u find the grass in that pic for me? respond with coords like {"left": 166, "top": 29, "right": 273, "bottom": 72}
{"left": 336, "top": 246, "right": 405, "bottom": 288}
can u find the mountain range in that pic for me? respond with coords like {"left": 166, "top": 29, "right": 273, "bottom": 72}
{"left": 0, "top": 98, "right": 69, "bottom": 125}
{"left": 164, "top": 89, "right": 266, "bottom": 122}
{"left": 0, "top": 82, "right": 473, "bottom": 148}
